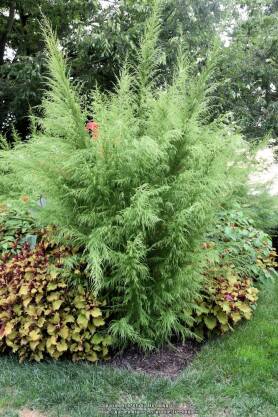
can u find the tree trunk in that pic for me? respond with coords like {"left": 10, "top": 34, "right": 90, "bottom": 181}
{"left": 0, "top": 1, "right": 16, "bottom": 65}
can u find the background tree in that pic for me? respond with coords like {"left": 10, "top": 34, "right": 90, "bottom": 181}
{"left": 214, "top": 0, "right": 278, "bottom": 142}
{"left": 2, "top": 0, "right": 277, "bottom": 145}
{"left": 0, "top": 0, "right": 224, "bottom": 139}
{"left": 0, "top": 0, "right": 100, "bottom": 138}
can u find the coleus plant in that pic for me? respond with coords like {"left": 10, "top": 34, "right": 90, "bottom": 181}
{"left": 193, "top": 266, "right": 259, "bottom": 338}
{"left": 0, "top": 237, "right": 111, "bottom": 362}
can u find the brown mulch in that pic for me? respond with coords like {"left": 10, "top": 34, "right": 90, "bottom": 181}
{"left": 109, "top": 340, "right": 202, "bottom": 378}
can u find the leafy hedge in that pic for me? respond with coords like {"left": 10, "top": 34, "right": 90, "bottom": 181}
{"left": 207, "top": 210, "right": 278, "bottom": 283}
{"left": 0, "top": 208, "right": 37, "bottom": 255}
{"left": 192, "top": 210, "right": 277, "bottom": 338}
{"left": 0, "top": 237, "right": 111, "bottom": 362}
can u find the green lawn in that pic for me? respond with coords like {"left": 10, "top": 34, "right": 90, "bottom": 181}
{"left": 0, "top": 277, "right": 278, "bottom": 417}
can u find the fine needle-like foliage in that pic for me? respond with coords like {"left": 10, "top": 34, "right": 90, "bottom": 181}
{"left": 0, "top": 3, "right": 250, "bottom": 349}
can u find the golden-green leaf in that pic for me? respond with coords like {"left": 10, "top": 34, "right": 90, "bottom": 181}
{"left": 216, "top": 311, "right": 228, "bottom": 325}
{"left": 56, "top": 340, "right": 68, "bottom": 353}
{"left": 19, "top": 286, "right": 29, "bottom": 296}
{"left": 77, "top": 314, "right": 88, "bottom": 328}
{"left": 87, "top": 352, "right": 98, "bottom": 362}
{"left": 204, "top": 316, "right": 217, "bottom": 330}
{"left": 91, "top": 308, "right": 102, "bottom": 318}
{"left": 3, "top": 322, "right": 14, "bottom": 337}
{"left": 231, "top": 311, "right": 241, "bottom": 323}
{"left": 47, "top": 282, "right": 58, "bottom": 291}
{"left": 92, "top": 334, "right": 103, "bottom": 344}
{"left": 59, "top": 326, "right": 69, "bottom": 339}
{"left": 52, "top": 300, "right": 63, "bottom": 310}
{"left": 29, "top": 330, "right": 41, "bottom": 342}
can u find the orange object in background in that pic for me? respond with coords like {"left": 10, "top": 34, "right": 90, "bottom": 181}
{"left": 21, "top": 195, "right": 30, "bottom": 203}
{"left": 85, "top": 120, "right": 99, "bottom": 140}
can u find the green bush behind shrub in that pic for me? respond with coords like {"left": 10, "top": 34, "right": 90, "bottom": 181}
{"left": 193, "top": 210, "right": 277, "bottom": 338}
{"left": 0, "top": 208, "right": 37, "bottom": 255}
{"left": 207, "top": 209, "right": 277, "bottom": 283}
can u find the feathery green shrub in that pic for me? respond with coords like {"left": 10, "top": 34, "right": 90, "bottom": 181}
{"left": 0, "top": 5, "right": 251, "bottom": 348}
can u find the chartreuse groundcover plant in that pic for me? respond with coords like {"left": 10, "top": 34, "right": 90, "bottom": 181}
{"left": 0, "top": 3, "right": 253, "bottom": 350}
{"left": 0, "top": 224, "right": 111, "bottom": 362}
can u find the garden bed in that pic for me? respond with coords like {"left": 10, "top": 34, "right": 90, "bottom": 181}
{"left": 110, "top": 340, "right": 202, "bottom": 378}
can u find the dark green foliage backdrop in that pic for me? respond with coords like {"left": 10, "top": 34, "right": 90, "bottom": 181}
{"left": 0, "top": 0, "right": 226, "bottom": 139}
{"left": 1, "top": 1, "right": 277, "bottom": 144}
{"left": 214, "top": 0, "right": 278, "bottom": 142}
